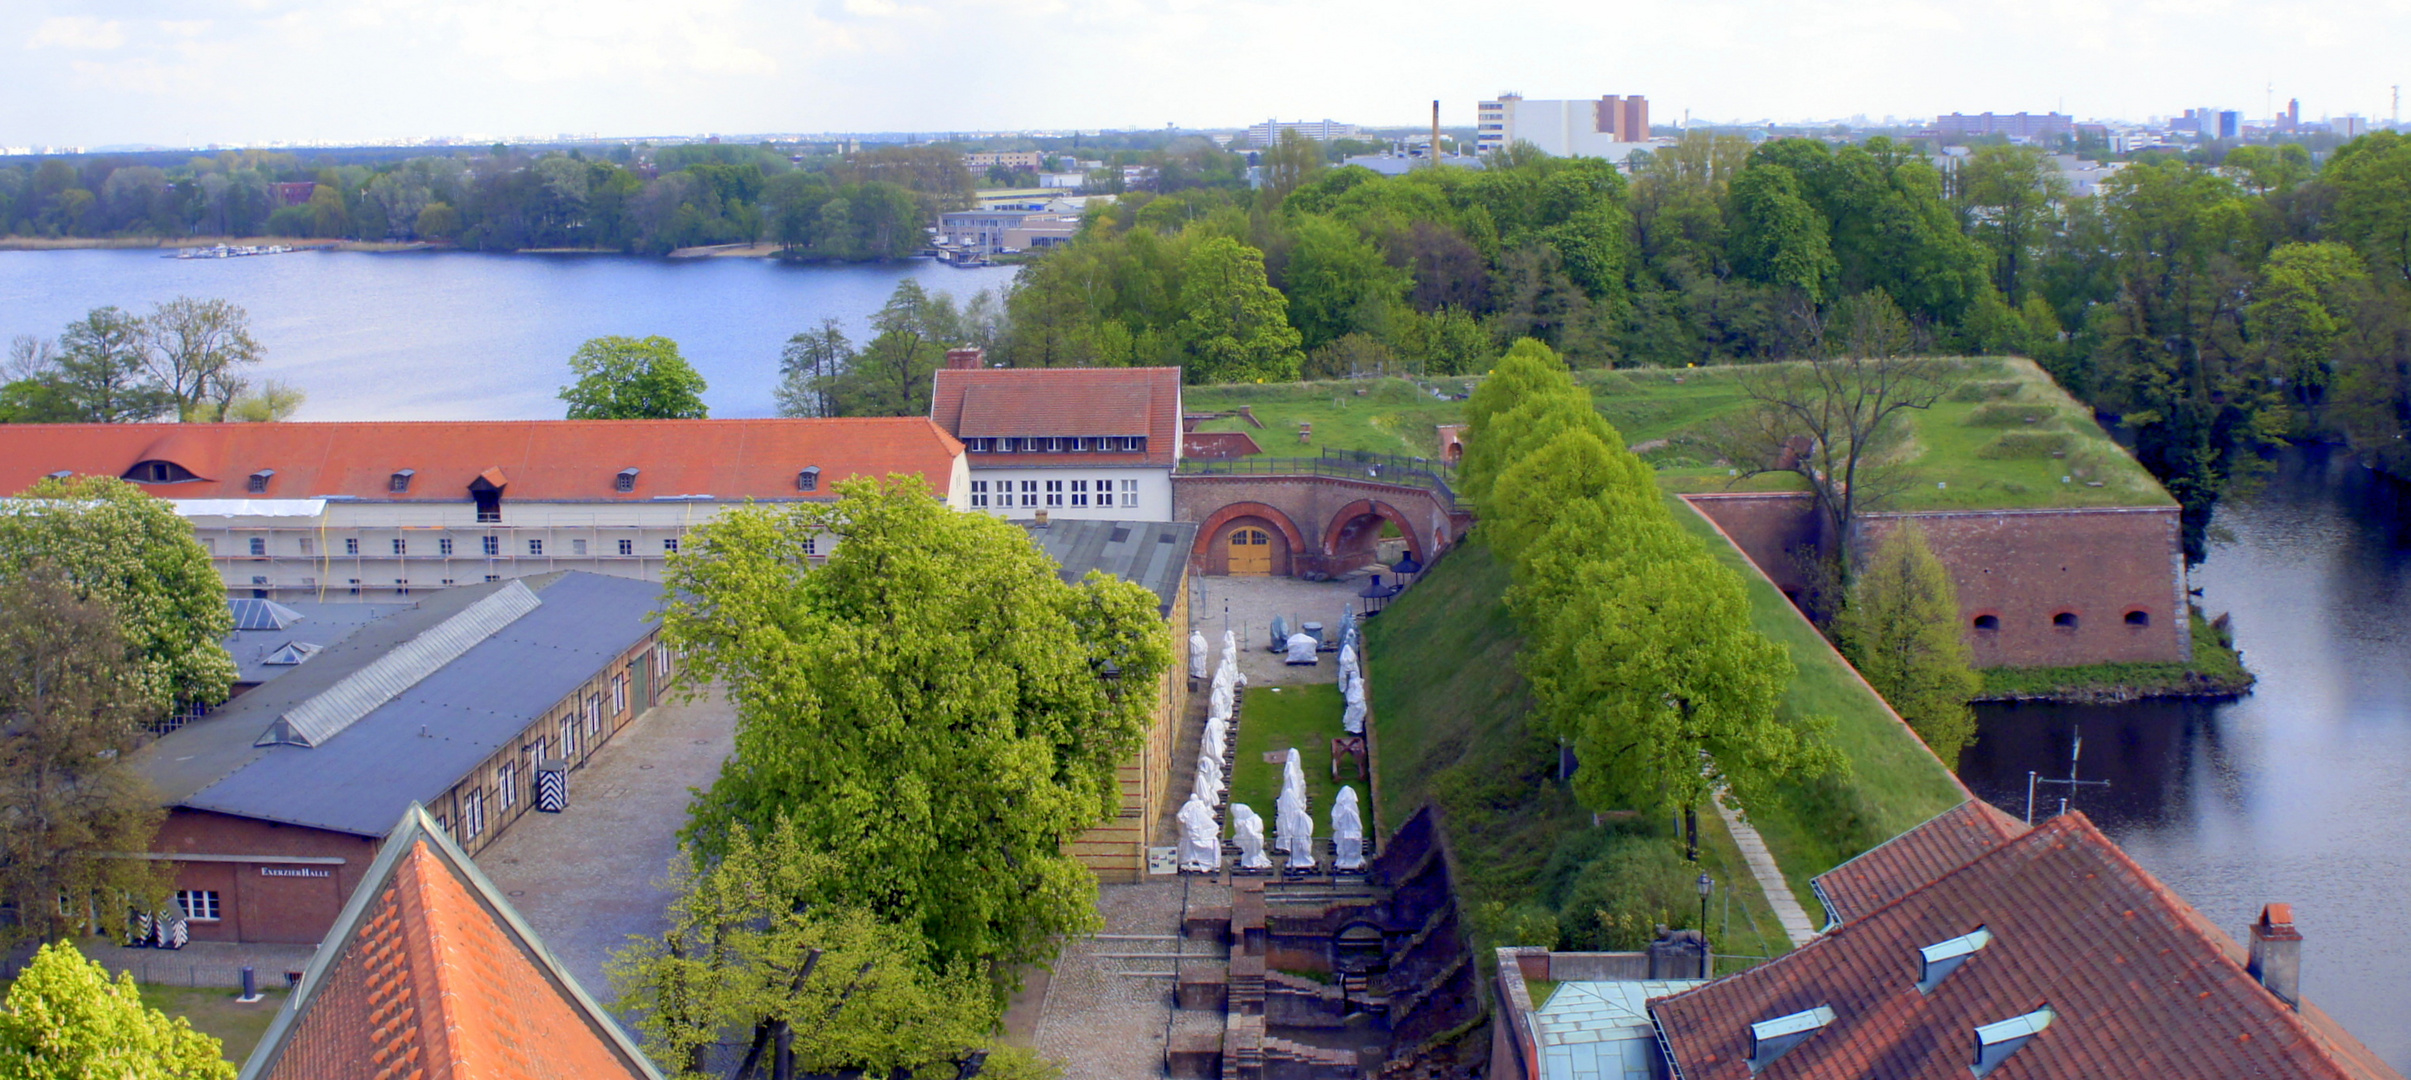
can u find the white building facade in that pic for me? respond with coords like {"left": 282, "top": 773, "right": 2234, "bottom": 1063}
{"left": 929, "top": 357, "right": 1182, "bottom": 524}
{"left": 1478, "top": 94, "right": 1654, "bottom": 160}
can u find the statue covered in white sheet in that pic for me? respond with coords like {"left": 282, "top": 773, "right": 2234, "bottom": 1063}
{"left": 1231, "top": 804, "right": 1271, "bottom": 870}
{"left": 1331, "top": 786, "right": 1366, "bottom": 870}
{"left": 1176, "top": 795, "right": 1220, "bottom": 871}
{"left": 1190, "top": 630, "right": 1209, "bottom": 681}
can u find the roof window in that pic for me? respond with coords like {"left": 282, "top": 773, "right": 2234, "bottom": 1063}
{"left": 389, "top": 469, "right": 415, "bottom": 493}
{"left": 797, "top": 466, "right": 821, "bottom": 492}
{"left": 1748, "top": 1004, "right": 1835, "bottom": 1072}
{"left": 1917, "top": 926, "right": 1992, "bottom": 993}
{"left": 1972, "top": 1006, "right": 2054, "bottom": 1077}
{"left": 45, "top": 470, "right": 71, "bottom": 480}
{"left": 124, "top": 460, "right": 198, "bottom": 484}
{"left": 616, "top": 467, "right": 640, "bottom": 493}
{"left": 247, "top": 469, "right": 275, "bottom": 494}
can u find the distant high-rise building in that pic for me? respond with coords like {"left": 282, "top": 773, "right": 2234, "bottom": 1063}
{"left": 2219, "top": 110, "right": 2242, "bottom": 139}
{"left": 1476, "top": 94, "right": 1653, "bottom": 158}
{"left": 1933, "top": 112, "right": 2074, "bottom": 141}
{"left": 1243, "top": 119, "right": 1360, "bottom": 148}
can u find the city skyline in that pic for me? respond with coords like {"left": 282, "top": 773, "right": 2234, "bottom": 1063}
{"left": 7, "top": 0, "right": 2406, "bottom": 149}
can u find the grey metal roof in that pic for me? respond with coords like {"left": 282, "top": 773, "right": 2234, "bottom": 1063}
{"left": 134, "top": 572, "right": 664, "bottom": 838}
{"left": 1021, "top": 518, "right": 1196, "bottom": 615}
{"left": 257, "top": 580, "right": 541, "bottom": 747}
{"left": 224, "top": 601, "right": 412, "bottom": 686}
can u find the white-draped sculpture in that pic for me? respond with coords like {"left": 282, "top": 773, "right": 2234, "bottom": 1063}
{"left": 1209, "top": 677, "right": 1233, "bottom": 722}
{"left": 1338, "top": 643, "right": 1358, "bottom": 685}
{"left": 1332, "top": 786, "right": 1366, "bottom": 871}
{"left": 1346, "top": 672, "right": 1365, "bottom": 706}
{"left": 1285, "top": 632, "right": 1319, "bottom": 665}
{"left": 1231, "top": 804, "right": 1271, "bottom": 870}
{"left": 1278, "top": 791, "right": 1317, "bottom": 870}
{"left": 1203, "top": 716, "right": 1228, "bottom": 755}
{"left": 1222, "top": 629, "right": 1239, "bottom": 665}
{"left": 1196, "top": 749, "right": 1223, "bottom": 797}
{"left": 1189, "top": 630, "right": 1209, "bottom": 681}
{"left": 1176, "top": 795, "right": 1221, "bottom": 872}
{"left": 1282, "top": 747, "right": 1305, "bottom": 792}
{"left": 1342, "top": 696, "right": 1366, "bottom": 735}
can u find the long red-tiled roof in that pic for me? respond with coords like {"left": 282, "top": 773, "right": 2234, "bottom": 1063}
{"left": 1651, "top": 813, "right": 2401, "bottom": 1080}
{"left": 929, "top": 366, "right": 1181, "bottom": 468}
{"left": 1812, "top": 799, "right": 2028, "bottom": 926}
{"left": 0, "top": 418, "right": 962, "bottom": 502}
{"left": 246, "top": 808, "right": 657, "bottom": 1080}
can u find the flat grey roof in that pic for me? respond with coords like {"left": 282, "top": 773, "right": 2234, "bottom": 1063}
{"left": 224, "top": 600, "right": 413, "bottom": 686}
{"left": 1020, "top": 518, "right": 1196, "bottom": 615}
{"left": 134, "top": 572, "right": 664, "bottom": 837}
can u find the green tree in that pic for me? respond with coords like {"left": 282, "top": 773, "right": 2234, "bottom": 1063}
{"left": 1831, "top": 523, "right": 1979, "bottom": 762}
{"left": 1727, "top": 164, "right": 1835, "bottom": 299}
{"left": 558, "top": 335, "right": 710, "bottom": 419}
{"left": 662, "top": 477, "right": 1172, "bottom": 978}
{"left": 1458, "top": 338, "right": 1600, "bottom": 507}
{"left": 2324, "top": 132, "right": 2411, "bottom": 282}
{"left": 1957, "top": 145, "right": 2065, "bottom": 300}
{"left": 1174, "top": 236, "right": 1303, "bottom": 383}
{"left": 822, "top": 281, "right": 956, "bottom": 416}
{"left": 0, "top": 942, "right": 232, "bottom": 1079}
{"left": 55, "top": 308, "right": 173, "bottom": 423}
{"left": 776, "top": 319, "right": 854, "bottom": 418}
{"left": 1276, "top": 214, "right": 1405, "bottom": 351}
{"left": 141, "top": 297, "right": 261, "bottom": 423}
{"left": 0, "top": 571, "right": 171, "bottom": 948}
{"left": 2250, "top": 241, "right": 2369, "bottom": 415}
{"left": 0, "top": 476, "right": 233, "bottom": 714}
{"left": 609, "top": 820, "right": 1005, "bottom": 1080}
{"left": 1260, "top": 129, "right": 1326, "bottom": 206}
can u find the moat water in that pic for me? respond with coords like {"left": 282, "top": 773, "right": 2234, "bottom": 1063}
{"left": 0, "top": 248, "right": 1019, "bottom": 420}
{"left": 1965, "top": 446, "right": 2411, "bottom": 1065}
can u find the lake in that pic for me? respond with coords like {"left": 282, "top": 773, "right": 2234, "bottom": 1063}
{"left": 0, "top": 249, "right": 1021, "bottom": 420}
{"left": 1965, "top": 446, "right": 2411, "bottom": 1066}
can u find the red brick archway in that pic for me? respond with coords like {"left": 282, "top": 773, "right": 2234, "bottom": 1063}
{"left": 1193, "top": 501, "right": 1311, "bottom": 575}
{"left": 1321, "top": 498, "right": 1427, "bottom": 569}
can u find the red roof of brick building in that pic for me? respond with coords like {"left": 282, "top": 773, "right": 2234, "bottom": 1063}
{"left": 0, "top": 418, "right": 963, "bottom": 502}
{"left": 1812, "top": 799, "right": 2029, "bottom": 927}
{"left": 241, "top": 805, "right": 660, "bottom": 1080}
{"left": 1651, "top": 812, "right": 2401, "bottom": 1080}
{"left": 929, "top": 367, "right": 1182, "bottom": 468}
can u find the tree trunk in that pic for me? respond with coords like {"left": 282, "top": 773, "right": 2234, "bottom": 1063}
{"left": 1684, "top": 803, "right": 1699, "bottom": 862}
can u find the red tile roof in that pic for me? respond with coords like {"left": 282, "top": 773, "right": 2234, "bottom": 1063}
{"left": 929, "top": 366, "right": 1182, "bottom": 468}
{"left": 1812, "top": 800, "right": 2029, "bottom": 927}
{"left": 1651, "top": 813, "right": 2402, "bottom": 1080}
{"left": 245, "top": 807, "right": 658, "bottom": 1080}
{"left": 0, "top": 419, "right": 963, "bottom": 503}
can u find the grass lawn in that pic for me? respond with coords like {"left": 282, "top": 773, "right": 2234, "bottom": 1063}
{"left": 139, "top": 984, "right": 285, "bottom": 1063}
{"left": 1185, "top": 378, "right": 1467, "bottom": 461}
{"left": 1227, "top": 682, "right": 1358, "bottom": 826}
{"left": 1670, "top": 494, "right": 1969, "bottom": 912}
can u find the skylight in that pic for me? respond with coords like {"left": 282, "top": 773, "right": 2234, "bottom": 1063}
{"left": 1748, "top": 1004, "right": 1835, "bottom": 1073}
{"left": 1918, "top": 926, "right": 1993, "bottom": 993}
{"left": 1972, "top": 1005, "right": 2054, "bottom": 1077}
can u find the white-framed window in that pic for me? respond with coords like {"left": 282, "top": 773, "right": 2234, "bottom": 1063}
{"left": 803, "top": 535, "right": 819, "bottom": 556}
{"left": 202, "top": 537, "right": 216, "bottom": 554}
{"left": 528, "top": 539, "right": 544, "bottom": 556}
{"left": 1020, "top": 480, "right": 1039, "bottom": 507}
{"left": 559, "top": 716, "right": 578, "bottom": 759}
{"left": 345, "top": 538, "right": 360, "bottom": 555}
{"left": 248, "top": 537, "right": 266, "bottom": 556}
{"left": 461, "top": 788, "right": 486, "bottom": 840}
{"left": 664, "top": 538, "right": 680, "bottom": 554}
{"left": 1045, "top": 480, "right": 1064, "bottom": 507}
{"left": 657, "top": 647, "right": 673, "bottom": 678}
{"left": 612, "top": 673, "right": 627, "bottom": 714}
{"left": 586, "top": 693, "right": 602, "bottom": 736}
{"left": 484, "top": 574, "right": 500, "bottom": 583}
{"left": 392, "top": 538, "right": 407, "bottom": 556}
{"left": 439, "top": 537, "right": 454, "bottom": 556}
{"left": 1071, "top": 479, "right": 1089, "bottom": 507}
{"left": 348, "top": 578, "right": 361, "bottom": 595}
{"left": 573, "top": 538, "right": 588, "bottom": 555}
{"left": 395, "top": 579, "right": 410, "bottom": 596}
{"left": 1120, "top": 479, "right": 1139, "bottom": 507}
{"left": 618, "top": 538, "right": 634, "bottom": 556}
{"left": 483, "top": 535, "right": 500, "bottom": 556}
{"left": 971, "top": 480, "right": 989, "bottom": 508}
{"left": 175, "top": 889, "right": 220, "bottom": 922}
{"left": 299, "top": 537, "right": 314, "bottom": 556}
{"left": 497, "top": 761, "right": 517, "bottom": 809}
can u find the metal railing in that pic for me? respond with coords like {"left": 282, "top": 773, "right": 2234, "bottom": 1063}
{"left": 1179, "top": 449, "right": 1460, "bottom": 509}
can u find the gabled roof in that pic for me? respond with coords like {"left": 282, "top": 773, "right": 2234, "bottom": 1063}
{"left": 1812, "top": 799, "right": 2028, "bottom": 927}
{"left": 0, "top": 418, "right": 962, "bottom": 502}
{"left": 1649, "top": 813, "right": 2403, "bottom": 1080}
{"left": 240, "top": 804, "right": 662, "bottom": 1080}
{"left": 929, "top": 367, "right": 1182, "bottom": 468}
{"left": 1020, "top": 518, "right": 1197, "bottom": 616}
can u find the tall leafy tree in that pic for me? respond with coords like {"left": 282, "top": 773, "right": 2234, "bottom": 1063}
{"left": 821, "top": 281, "right": 958, "bottom": 416}
{"left": 775, "top": 319, "right": 854, "bottom": 418}
{"left": 55, "top": 308, "right": 173, "bottom": 423}
{"left": 1174, "top": 236, "right": 1303, "bottom": 384}
{"left": 0, "top": 476, "right": 233, "bottom": 714}
{"left": 2324, "top": 131, "right": 2411, "bottom": 283}
{"left": 559, "top": 335, "right": 711, "bottom": 419}
{"left": 141, "top": 297, "right": 261, "bottom": 423}
{"left": 662, "top": 478, "right": 1172, "bottom": 977}
{"left": 1728, "top": 164, "right": 1836, "bottom": 300}
{"left": 1832, "top": 523, "right": 1979, "bottom": 763}
{"left": 0, "top": 942, "right": 233, "bottom": 1079}
{"left": 2250, "top": 241, "right": 2368, "bottom": 416}
{"left": 1956, "top": 145, "right": 2065, "bottom": 301}
{"left": 0, "top": 571, "right": 171, "bottom": 948}
{"left": 1274, "top": 214, "right": 1405, "bottom": 351}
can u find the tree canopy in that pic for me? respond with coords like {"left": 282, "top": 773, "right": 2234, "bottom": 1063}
{"left": 558, "top": 335, "right": 711, "bottom": 420}
{"left": 1832, "top": 524, "right": 1979, "bottom": 760}
{"left": 0, "top": 942, "right": 233, "bottom": 1079}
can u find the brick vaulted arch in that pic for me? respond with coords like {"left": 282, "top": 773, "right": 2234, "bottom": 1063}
{"left": 1193, "top": 501, "right": 1310, "bottom": 562}
{"left": 1321, "top": 498, "right": 1428, "bottom": 564}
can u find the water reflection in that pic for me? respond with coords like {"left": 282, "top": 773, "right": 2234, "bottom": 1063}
{"left": 1965, "top": 447, "right": 2411, "bottom": 1066}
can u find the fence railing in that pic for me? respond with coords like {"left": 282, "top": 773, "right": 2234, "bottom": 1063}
{"left": 1179, "top": 449, "right": 1460, "bottom": 509}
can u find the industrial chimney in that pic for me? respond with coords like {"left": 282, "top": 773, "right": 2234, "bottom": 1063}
{"left": 2247, "top": 903, "right": 2303, "bottom": 1008}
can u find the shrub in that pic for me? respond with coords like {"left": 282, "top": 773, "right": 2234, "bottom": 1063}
{"left": 1976, "top": 431, "right": 2076, "bottom": 458}
{"left": 1948, "top": 379, "right": 2023, "bottom": 402}
{"left": 1550, "top": 833, "right": 1702, "bottom": 950}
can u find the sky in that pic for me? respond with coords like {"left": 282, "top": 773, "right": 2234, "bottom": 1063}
{"left": 8, "top": 0, "right": 2410, "bottom": 147}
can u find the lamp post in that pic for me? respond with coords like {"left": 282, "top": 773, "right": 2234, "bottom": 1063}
{"left": 1696, "top": 872, "right": 1714, "bottom": 944}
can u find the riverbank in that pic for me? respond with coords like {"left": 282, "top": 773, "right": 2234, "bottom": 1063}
{"left": 1973, "top": 610, "right": 2255, "bottom": 704}
{"left": 0, "top": 236, "right": 434, "bottom": 253}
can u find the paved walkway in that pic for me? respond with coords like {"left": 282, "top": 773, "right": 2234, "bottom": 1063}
{"left": 1714, "top": 796, "right": 1820, "bottom": 947}
{"left": 1032, "top": 879, "right": 1228, "bottom": 1078}
{"left": 1190, "top": 574, "right": 1370, "bottom": 689}
{"left": 70, "top": 938, "right": 320, "bottom": 989}
{"left": 473, "top": 691, "right": 738, "bottom": 1004}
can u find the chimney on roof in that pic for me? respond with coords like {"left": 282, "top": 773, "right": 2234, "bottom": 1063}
{"left": 945, "top": 348, "right": 986, "bottom": 370}
{"left": 2248, "top": 903, "right": 2303, "bottom": 1007}
{"left": 1034, "top": 508, "right": 1050, "bottom": 528}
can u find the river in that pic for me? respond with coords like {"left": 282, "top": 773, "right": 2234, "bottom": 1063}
{"left": 0, "top": 249, "right": 1020, "bottom": 420}
{"left": 1964, "top": 446, "right": 2411, "bottom": 1066}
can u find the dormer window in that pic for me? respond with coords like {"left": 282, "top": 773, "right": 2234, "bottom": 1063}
{"left": 247, "top": 469, "right": 274, "bottom": 494}
{"left": 999, "top": 437, "right": 1021, "bottom": 453}
{"left": 45, "top": 470, "right": 71, "bottom": 480}
{"left": 389, "top": 469, "right": 415, "bottom": 493}
{"left": 1972, "top": 1006, "right": 2054, "bottom": 1077}
{"left": 1748, "top": 1005, "right": 1836, "bottom": 1072}
{"left": 797, "top": 467, "right": 821, "bottom": 492}
{"left": 1068, "top": 437, "right": 1090, "bottom": 452}
{"left": 1917, "top": 926, "right": 1992, "bottom": 993}
{"left": 966, "top": 438, "right": 996, "bottom": 453}
{"left": 616, "top": 467, "right": 640, "bottom": 493}
{"left": 124, "top": 460, "right": 198, "bottom": 484}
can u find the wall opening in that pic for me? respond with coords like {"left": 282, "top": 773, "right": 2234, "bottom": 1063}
{"left": 1972, "top": 614, "right": 2000, "bottom": 631}
{"left": 2124, "top": 610, "right": 2150, "bottom": 627}
{"left": 2051, "top": 612, "right": 2079, "bottom": 629}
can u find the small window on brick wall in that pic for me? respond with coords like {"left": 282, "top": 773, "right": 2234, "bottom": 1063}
{"left": 2124, "top": 610, "right": 2150, "bottom": 627}
{"left": 2051, "top": 612, "right": 2079, "bottom": 629}
{"left": 1972, "top": 614, "right": 1999, "bottom": 631}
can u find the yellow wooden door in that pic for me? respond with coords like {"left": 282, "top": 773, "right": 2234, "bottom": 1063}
{"left": 1228, "top": 527, "right": 1272, "bottom": 576}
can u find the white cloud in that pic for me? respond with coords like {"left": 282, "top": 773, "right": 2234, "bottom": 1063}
{"left": 25, "top": 16, "right": 126, "bottom": 50}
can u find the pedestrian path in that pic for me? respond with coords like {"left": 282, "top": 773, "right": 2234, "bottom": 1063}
{"left": 1714, "top": 796, "right": 1820, "bottom": 947}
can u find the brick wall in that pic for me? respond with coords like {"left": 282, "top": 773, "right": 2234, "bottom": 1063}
{"left": 149, "top": 811, "right": 377, "bottom": 945}
{"left": 1068, "top": 575, "right": 1190, "bottom": 884}
{"left": 1173, "top": 475, "right": 1468, "bottom": 578}
{"left": 1683, "top": 495, "right": 2188, "bottom": 668}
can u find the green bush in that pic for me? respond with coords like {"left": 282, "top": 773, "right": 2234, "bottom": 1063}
{"left": 1977, "top": 431, "right": 2076, "bottom": 459}
{"left": 1962, "top": 402, "right": 2063, "bottom": 427}
{"left": 1948, "top": 380, "right": 2023, "bottom": 402}
{"left": 1547, "top": 830, "right": 1702, "bottom": 950}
